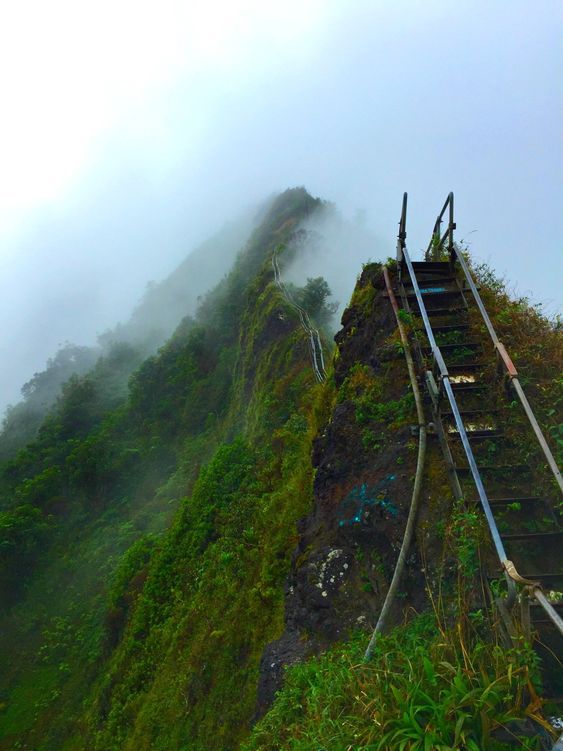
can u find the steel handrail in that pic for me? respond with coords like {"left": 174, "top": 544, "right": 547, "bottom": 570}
{"left": 425, "top": 191, "right": 455, "bottom": 260}
{"left": 396, "top": 192, "right": 407, "bottom": 269}
{"left": 272, "top": 246, "right": 327, "bottom": 382}
{"left": 452, "top": 248, "right": 563, "bottom": 494}
{"left": 400, "top": 242, "right": 510, "bottom": 569}
{"left": 426, "top": 193, "right": 562, "bottom": 494}
{"left": 414, "top": 191, "right": 563, "bottom": 633}
{"left": 399, "top": 193, "right": 509, "bottom": 565}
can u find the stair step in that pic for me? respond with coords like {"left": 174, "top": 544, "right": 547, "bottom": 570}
{"left": 446, "top": 363, "right": 481, "bottom": 373}
{"left": 410, "top": 261, "right": 451, "bottom": 272}
{"left": 403, "top": 276, "right": 458, "bottom": 287}
{"left": 422, "top": 342, "right": 480, "bottom": 355}
{"left": 527, "top": 599, "right": 563, "bottom": 625}
{"left": 413, "top": 306, "right": 467, "bottom": 317}
{"left": 443, "top": 409, "right": 499, "bottom": 419}
{"left": 442, "top": 342, "right": 479, "bottom": 350}
{"left": 454, "top": 463, "right": 532, "bottom": 475}
{"left": 433, "top": 323, "right": 470, "bottom": 334}
{"left": 531, "top": 602, "right": 563, "bottom": 612}
{"left": 501, "top": 530, "right": 563, "bottom": 542}
{"left": 448, "top": 428, "right": 503, "bottom": 440}
{"left": 468, "top": 496, "right": 547, "bottom": 506}
{"left": 523, "top": 573, "right": 563, "bottom": 585}
{"left": 449, "top": 381, "right": 488, "bottom": 391}
{"left": 407, "top": 289, "right": 462, "bottom": 300}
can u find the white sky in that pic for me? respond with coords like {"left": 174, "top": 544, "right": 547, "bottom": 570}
{"left": 0, "top": 0, "right": 561, "bottom": 410}
{"left": 0, "top": 0, "right": 324, "bottom": 220}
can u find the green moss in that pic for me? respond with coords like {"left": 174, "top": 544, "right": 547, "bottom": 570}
{"left": 1, "top": 205, "right": 560, "bottom": 751}
{"left": 338, "top": 362, "right": 415, "bottom": 450}
{"left": 85, "top": 379, "right": 329, "bottom": 750}
{"left": 0, "top": 187, "right": 334, "bottom": 751}
{"left": 350, "top": 279, "right": 376, "bottom": 314}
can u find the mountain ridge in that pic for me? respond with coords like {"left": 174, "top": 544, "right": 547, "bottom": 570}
{"left": 0, "top": 187, "right": 561, "bottom": 750}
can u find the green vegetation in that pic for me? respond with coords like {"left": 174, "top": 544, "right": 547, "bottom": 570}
{"left": 0, "top": 344, "right": 99, "bottom": 462}
{"left": 244, "top": 618, "right": 543, "bottom": 751}
{"left": 87, "top": 419, "right": 323, "bottom": 751}
{"left": 0, "top": 196, "right": 559, "bottom": 750}
{"left": 244, "top": 488, "right": 545, "bottom": 751}
{"left": 471, "top": 259, "right": 562, "bottom": 463}
{"left": 338, "top": 362, "right": 415, "bottom": 450}
{"left": 0, "top": 187, "right": 333, "bottom": 750}
{"left": 282, "top": 275, "right": 339, "bottom": 326}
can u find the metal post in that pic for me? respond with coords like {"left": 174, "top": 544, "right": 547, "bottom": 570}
{"left": 397, "top": 193, "right": 407, "bottom": 280}
{"left": 448, "top": 192, "right": 455, "bottom": 262}
{"left": 433, "top": 218, "right": 441, "bottom": 262}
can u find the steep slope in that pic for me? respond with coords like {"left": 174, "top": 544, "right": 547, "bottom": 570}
{"left": 0, "top": 188, "right": 329, "bottom": 750}
{"left": 246, "top": 260, "right": 562, "bottom": 750}
{"left": 0, "top": 210, "right": 253, "bottom": 462}
{"left": 1, "top": 192, "right": 560, "bottom": 750}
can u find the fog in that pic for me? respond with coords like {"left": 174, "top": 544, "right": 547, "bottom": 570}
{"left": 282, "top": 208, "right": 380, "bottom": 329}
{"left": 0, "top": 0, "right": 561, "bottom": 413}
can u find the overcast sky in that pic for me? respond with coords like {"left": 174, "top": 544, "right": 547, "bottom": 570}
{"left": 0, "top": 0, "right": 561, "bottom": 411}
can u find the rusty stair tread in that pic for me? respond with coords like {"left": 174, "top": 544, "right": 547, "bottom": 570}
{"left": 403, "top": 261, "right": 452, "bottom": 274}
{"left": 485, "top": 574, "right": 563, "bottom": 595}
{"left": 443, "top": 343, "right": 480, "bottom": 351}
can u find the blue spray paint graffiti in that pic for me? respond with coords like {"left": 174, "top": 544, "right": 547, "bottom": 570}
{"left": 338, "top": 475, "right": 398, "bottom": 527}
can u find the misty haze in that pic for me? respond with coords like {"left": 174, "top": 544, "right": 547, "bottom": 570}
{"left": 1, "top": 1, "right": 561, "bottom": 416}
{"left": 0, "top": 2, "right": 561, "bottom": 750}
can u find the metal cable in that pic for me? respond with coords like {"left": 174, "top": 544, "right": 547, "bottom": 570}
{"left": 364, "top": 266, "right": 427, "bottom": 659}
{"left": 272, "top": 246, "right": 327, "bottom": 382}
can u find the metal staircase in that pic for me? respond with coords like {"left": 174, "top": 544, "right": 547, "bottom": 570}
{"left": 393, "top": 193, "right": 562, "bottom": 698}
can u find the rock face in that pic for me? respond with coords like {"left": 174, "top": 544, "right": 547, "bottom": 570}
{"left": 256, "top": 263, "right": 429, "bottom": 715}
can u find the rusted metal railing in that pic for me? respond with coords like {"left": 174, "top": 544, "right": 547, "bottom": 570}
{"left": 425, "top": 192, "right": 456, "bottom": 261}
{"left": 452, "top": 248, "right": 563, "bottom": 494}
{"left": 428, "top": 195, "right": 562, "bottom": 494}
{"left": 397, "top": 192, "right": 563, "bottom": 635}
